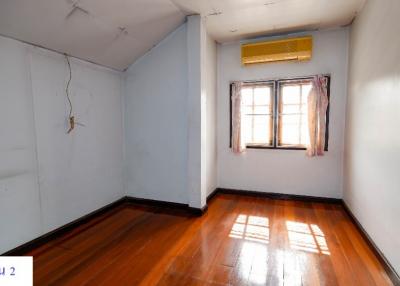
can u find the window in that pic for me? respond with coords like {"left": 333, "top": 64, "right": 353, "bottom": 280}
{"left": 230, "top": 76, "right": 330, "bottom": 150}
{"left": 241, "top": 83, "right": 274, "bottom": 147}
{"left": 278, "top": 80, "right": 312, "bottom": 148}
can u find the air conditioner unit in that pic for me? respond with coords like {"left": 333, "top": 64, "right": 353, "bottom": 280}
{"left": 241, "top": 36, "right": 312, "bottom": 65}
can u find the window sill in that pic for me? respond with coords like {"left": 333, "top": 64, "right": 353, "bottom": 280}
{"left": 246, "top": 145, "right": 307, "bottom": 151}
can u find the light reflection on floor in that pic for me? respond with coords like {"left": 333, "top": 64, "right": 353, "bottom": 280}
{"left": 286, "top": 221, "right": 330, "bottom": 255}
{"left": 229, "top": 215, "right": 269, "bottom": 244}
{"left": 229, "top": 215, "right": 270, "bottom": 284}
{"left": 229, "top": 215, "right": 331, "bottom": 285}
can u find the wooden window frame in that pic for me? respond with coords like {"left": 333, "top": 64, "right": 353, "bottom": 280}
{"left": 229, "top": 76, "right": 330, "bottom": 151}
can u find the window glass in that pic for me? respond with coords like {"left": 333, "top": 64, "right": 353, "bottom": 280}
{"left": 241, "top": 84, "right": 273, "bottom": 146}
{"left": 278, "top": 81, "right": 312, "bottom": 147}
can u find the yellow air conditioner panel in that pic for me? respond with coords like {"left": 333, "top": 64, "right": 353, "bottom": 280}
{"left": 241, "top": 36, "right": 312, "bottom": 65}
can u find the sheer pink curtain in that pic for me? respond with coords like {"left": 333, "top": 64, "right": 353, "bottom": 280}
{"left": 307, "top": 76, "right": 329, "bottom": 157}
{"left": 231, "top": 82, "right": 246, "bottom": 154}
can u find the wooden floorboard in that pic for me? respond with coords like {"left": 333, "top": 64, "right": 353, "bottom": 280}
{"left": 26, "top": 194, "right": 394, "bottom": 285}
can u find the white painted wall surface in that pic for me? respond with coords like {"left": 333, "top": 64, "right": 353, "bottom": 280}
{"left": 217, "top": 29, "right": 349, "bottom": 198}
{"left": 187, "top": 16, "right": 205, "bottom": 208}
{"left": 124, "top": 24, "right": 189, "bottom": 204}
{"left": 205, "top": 33, "right": 218, "bottom": 197}
{"left": 30, "top": 48, "right": 125, "bottom": 233}
{"left": 344, "top": 0, "right": 400, "bottom": 274}
{"left": 125, "top": 20, "right": 217, "bottom": 207}
{"left": 0, "top": 37, "right": 42, "bottom": 253}
{"left": 0, "top": 35, "right": 124, "bottom": 253}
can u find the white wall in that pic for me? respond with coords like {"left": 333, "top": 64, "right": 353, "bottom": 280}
{"left": 0, "top": 36, "right": 42, "bottom": 253}
{"left": 30, "top": 48, "right": 125, "bottom": 233}
{"left": 205, "top": 33, "right": 218, "bottom": 197}
{"left": 125, "top": 24, "right": 189, "bottom": 204}
{"left": 187, "top": 16, "right": 218, "bottom": 208}
{"left": 187, "top": 16, "right": 206, "bottom": 208}
{"left": 0, "top": 35, "right": 124, "bottom": 253}
{"left": 344, "top": 0, "right": 400, "bottom": 274}
{"left": 124, "top": 19, "right": 217, "bottom": 207}
{"left": 217, "top": 29, "right": 349, "bottom": 198}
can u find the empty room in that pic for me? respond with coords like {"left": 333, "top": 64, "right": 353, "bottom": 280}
{"left": 0, "top": 0, "right": 399, "bottom": 285}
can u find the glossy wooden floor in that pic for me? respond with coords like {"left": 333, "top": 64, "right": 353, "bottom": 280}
{"left": 27, "top": 194, "right": 393, "bottom": 286}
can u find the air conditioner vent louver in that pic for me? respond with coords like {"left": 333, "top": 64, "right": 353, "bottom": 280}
{"left": 241, "top": 36, "right": 312, "bottom": 65}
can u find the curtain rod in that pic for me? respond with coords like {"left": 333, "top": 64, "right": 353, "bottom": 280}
{"left": 230, "top": 74, "right": 331, "bottom": 84}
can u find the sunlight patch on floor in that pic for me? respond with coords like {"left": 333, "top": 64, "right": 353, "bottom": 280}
{"left": 229, "top": 215, "right": 269, "bottom": 244}
{"left": 286, "top": 221, "right": 330, "bottom": 255}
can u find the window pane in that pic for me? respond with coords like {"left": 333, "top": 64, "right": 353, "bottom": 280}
{"left": 281, "top": 85, "right": 301, "bottom": 104}
{"left": 240, "top": 84, "right": 273, "bottom": 146}
{"left": 241, "top": 88, "right": 253, "bottom": 105}
{"left": 243, "top": 115, "right": 272, "bottom": 145}
{"left": 280, "top": 115, "right": 302, "bottom": 145}
{"left": 253, "top": 116, "right": 271, "bottom": 144}
{"left": 278, "top": 81, "right": 311, "bottom": 147}
{"left": 254, "top": 87, "right": 271, "bottom": 105}
{"left": 282, "top": 104, "right": 301, "bottom": 114}
{"left": 242, "top": 105, "right": 253, "bottom": 114}
{"left": 250, "top": 105, "right": 271, "bottom": 115}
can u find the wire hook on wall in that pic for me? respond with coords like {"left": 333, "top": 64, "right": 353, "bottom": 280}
{"left": 65, "top": 54, "right": 75, "bottom": 134}
{"left": 64, "top": 54, "right": 85, "bottom": 134}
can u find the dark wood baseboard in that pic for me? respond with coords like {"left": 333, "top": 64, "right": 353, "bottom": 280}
{"left": 342, "top": 201, "right": 400, "bottom": 286}
{"left": 125, "top": 196, "right": 205, "bottom": 216}
{"left": 2, "top": 195, "right": 205, "bottom": 256}
{"left": 2, "top": 197, "right": 127, "bottom": 256}
{"left": 192, "top": 205, "right": 208, "bottom": 216}
{"left": 6, "top": 187, "right": 337, "bottom": 256}
{"left": 206, "top": 188, "right": 219, "bottom": 203}
{"left": 216, "top": 188, "right": 342, "bottom": 204}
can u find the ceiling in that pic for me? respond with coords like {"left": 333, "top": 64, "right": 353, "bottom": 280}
{"left": 174, "top": 0, "right": 366, "bottom": 42}
{"left": 0, "top": 0, "right": 186, "bottom": 71}
{"left": 0, "top": 0, "right": 365, "bottom": 71}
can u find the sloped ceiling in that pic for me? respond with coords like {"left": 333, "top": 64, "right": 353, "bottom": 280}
{"left": 0, "top": 0, "right": 186, "bottom": 71}
{"left": 0, "top": 0, "right": 366, "bottom": 71}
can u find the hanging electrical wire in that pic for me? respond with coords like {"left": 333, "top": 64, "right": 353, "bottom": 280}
{"left": 65, "top": 54, "right": 75, "bottom": 134}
